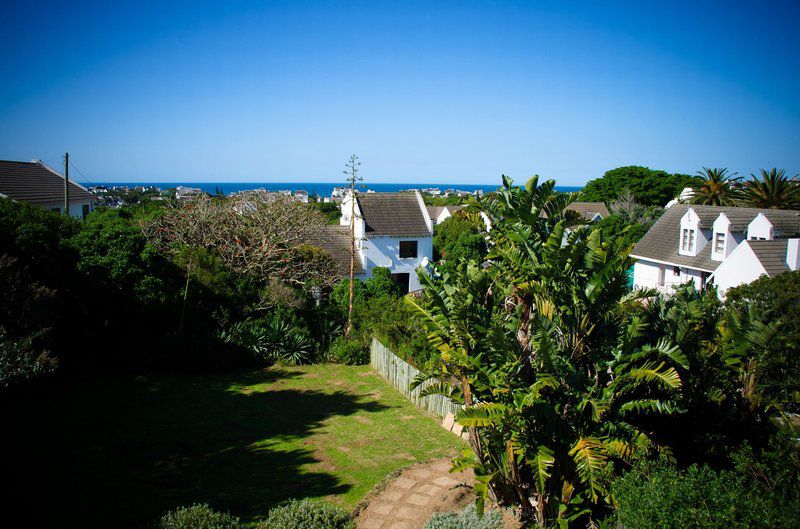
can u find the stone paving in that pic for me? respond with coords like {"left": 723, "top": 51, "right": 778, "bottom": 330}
{"left": 356, "top": 458, "right": 475, "bottom": 529}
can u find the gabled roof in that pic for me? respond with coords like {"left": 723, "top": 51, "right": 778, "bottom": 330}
{"left": 310, "top": 226, "right": 365, "bottom": 275}
{"left": 566, "top": 201, "right": 610, "bottom": 220}
{"left": 356, "top": 192, "right": 430, "bottom": 237}
{"left": 747, "top": 240, "right": 789, "bottom": 277}
{"left": 631, "top": 205, "right": 718, "bottom": 272}
{"left": 0, "top": 160, "right": 93, "bottom": 205}
{"left": 684, "top": 204, "right": 800, "bottom": 234}
{"left": 632, "top": 204, "right": 800, "bottom": 273}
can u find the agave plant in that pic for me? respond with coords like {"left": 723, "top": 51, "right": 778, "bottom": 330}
{"left": 737, "top": 168, "right": 800, "bottom": 209}
{"left": 690, "top": 167, "right": 741, "bottom": 206}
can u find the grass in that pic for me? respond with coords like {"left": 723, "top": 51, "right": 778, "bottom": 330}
{"left": 2, "top": 364, "right": 463, "bottom": 528}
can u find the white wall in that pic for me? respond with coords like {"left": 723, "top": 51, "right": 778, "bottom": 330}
{"left": 40, "top": 199, "right": 93, "bottom": 219}
{"left": 712, "top": 242, "right": 768, "bottom": 296}
{"left": 361, "top": 236, "right": 433, "bottom": 291}
{"left": 747, "top": 214, "right": 774, "bottom": 240}
{"left": 633, "top": 259, "right": 707, "bottom": 294}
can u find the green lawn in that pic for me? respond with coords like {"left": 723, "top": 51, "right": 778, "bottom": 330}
{"left": 2, "top": 365, "right": 463, "bottom": 528}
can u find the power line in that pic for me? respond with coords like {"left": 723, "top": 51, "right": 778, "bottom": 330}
{"left": 68, "top": 160, "right": 96, "bottom": 188}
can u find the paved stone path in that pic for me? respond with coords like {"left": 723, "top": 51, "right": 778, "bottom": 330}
{"left": 356, "top": 458, "right": 475, "bottom": 529}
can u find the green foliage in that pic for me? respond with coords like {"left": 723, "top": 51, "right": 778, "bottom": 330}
{"left": 424, "top": 195, "right": 472, "bottom": 206}
{"left": 365, "top": 267, "right": 404, "bottom": 298}
{"left": 309, "top": 201, "right": 342, "bottom": 224}
{"left": 690, "top": 167, "right": 741, "bottom": 206}
{"left": 156, "top": 504, "right": 241, "bottom": 529}
{"left": 424, "top": 505, "right": 502, "bottom": 529}
{"left": 593, "top": 215, "right": 649, "bottom": 248}
{"left": 328, "top": 336, "right": 369, "bottom": 365}
{"left": 433, "top": 215, "right": 487, "bottom": 273}
{"left": 330, "top": 268, "right": 435, "bottom": 366}
{"left": 726, "top": 271, "right": 800, "bottom": 408}
{"left": 408, "top": 175, "right": 785, "bottom": 527}
{"left": 219, "top": 316, "right": 313, "bottom": 365}
{"left": 0, "top": 327, "right": 57, "bottom": 390}
{"left": 737, "top": 168, "right": 800, "bottom": 209}
{"left": 606, "top": 439, "right": 800, "bottom": 529}
{"left": 262, "top": 498, "right": 354, "bottom": 529}
{"left": 581, "top": 166, "right": 699, "bottom": 206}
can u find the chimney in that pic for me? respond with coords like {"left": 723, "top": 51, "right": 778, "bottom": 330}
{"left": 787, "top": 239, "right": 800, "bottom": 271}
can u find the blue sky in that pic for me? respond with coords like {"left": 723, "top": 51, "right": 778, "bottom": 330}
{"left": 1, "top": 1, "right": 798, "bottom": 185}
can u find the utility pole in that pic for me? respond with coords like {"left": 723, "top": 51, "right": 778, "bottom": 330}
{"left": 63, "top": 152, "right": 70, "bottom": 216}
{"left": 344, "top": 154, "right": 362, "bottom": 338}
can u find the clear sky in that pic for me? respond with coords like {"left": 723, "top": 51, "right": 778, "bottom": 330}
{"left": 1, "top": 1, "right": 798, "bottom": 185}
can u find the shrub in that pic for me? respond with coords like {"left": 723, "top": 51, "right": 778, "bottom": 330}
{"left": 156, "top": 503, "right": 240, "bottom": 529}
{"left": 328, "top": 336, "right": 369, "bottom": 365}
{"left": 263, "top": 498, "right": 354, "bottom": 529}
{"left": 424, "top": 505, "right": 502, "bottom": 529}
{"left": 606, "top": 450, "right": 800, "bottom": 529}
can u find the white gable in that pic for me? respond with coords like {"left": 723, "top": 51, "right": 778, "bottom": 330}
{"left": 747, "top": 213, "right": 774, "bottom": 240}
{"left": 711, "top": 241, "right": 768, "bottom": 296}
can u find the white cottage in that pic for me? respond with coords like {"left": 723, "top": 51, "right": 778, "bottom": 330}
{"left": 631, "top": 204, "right": 800, "bottom": 297}
{"left": 338, "top": 191, "right": 433, "bottom": 293}
{"left": 0, "top": 159, "right": 94, "bottom": 218}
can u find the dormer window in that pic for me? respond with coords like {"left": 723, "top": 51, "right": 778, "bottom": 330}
{"left": 714, "top": 232, "right": 725, "bottom": 254}
{"left": 681, "top": 228, "right": 696, "bottom": 252}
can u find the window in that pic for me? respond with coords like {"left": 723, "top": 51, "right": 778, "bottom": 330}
{"left": 673, "top": 266, "right": 680, "bottom": 276}
{"left": 399, "top": 240, "right": 418, "bottom": 258}
{"left": 681, "top": 228, "right": 696, "bottom": 252}
{"left": 714, "top": 232, "right": 725, "bottom": 254}
{"left": 82, "top": 204, "right": 90, "bottom": 220}
{"left": 390, "top": 272, "right": 410, "bottom": 294}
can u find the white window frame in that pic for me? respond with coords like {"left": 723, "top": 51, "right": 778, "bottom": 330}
{"left": 714, "top": 232, "right": 725, "bottom": 254}
{"left": 682, "top": 228, "right": 696, "bottom": 252}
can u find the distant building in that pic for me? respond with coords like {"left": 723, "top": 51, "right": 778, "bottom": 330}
{"left": 565, "top": 201, "right": 610, "bottom": 222}
{"left": 0, "top": 159, "right": 94, "bottom": 219}
{"left": 175, "top": 186, "right": 202, "bottom": 200}
{"left": 631, "top": 204, "right": 800, "bottom": 297}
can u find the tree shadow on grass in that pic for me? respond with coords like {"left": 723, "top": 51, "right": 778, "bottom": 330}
{"left": 1, "top": 367, "right": 390, "bottom": 528}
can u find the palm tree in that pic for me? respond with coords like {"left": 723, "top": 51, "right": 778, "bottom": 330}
{"left": 690, "top": 167, "right": 740, "bottom": 206}
{"left": 737, "top": 168, "right": 800, "bottom": 209}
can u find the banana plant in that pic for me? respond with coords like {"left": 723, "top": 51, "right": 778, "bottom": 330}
{"left": 407, "top": 176, "right": 688, "bottom": 527}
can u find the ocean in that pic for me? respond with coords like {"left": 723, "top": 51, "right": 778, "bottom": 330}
{"left": 99, "top": 182, "right": 583, "bottom": 197}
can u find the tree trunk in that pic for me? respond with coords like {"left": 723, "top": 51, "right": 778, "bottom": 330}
{"left": 178, "top": 257, "right": 193, "bottom": 335}
{"left": 345, "top": 192, "right": 356, "bottom": 337}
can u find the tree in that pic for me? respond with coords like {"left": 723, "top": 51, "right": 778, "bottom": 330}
{"left": 726, "top": 271, "right": 800, "bottom": 409}
{"left": 690, "top": 167, "right": 741, "bottom": 206}
{"left": 737, "top": 168, "right": 800, "bottom": 209}
{"left": 432, "top": 213, "right": 487, "bottom": 265}
{"left": 581, "top": 166, "right": 699, "bottom": 207}
{"left": 144, "top": 193, "right": 337, "bottom": 332}
{"left": 407, "top": 176, "right": 686, "bottom": 527}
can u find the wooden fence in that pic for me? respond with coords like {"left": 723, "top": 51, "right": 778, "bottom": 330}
{"left": 370, "top": 337, "right": 461, "bottom": 419}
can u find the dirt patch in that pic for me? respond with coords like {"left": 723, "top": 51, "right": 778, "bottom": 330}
{"left": 353, "top": 415, "right": 372, "bottom": 425}
{"left": 357, "top": 371, "right": 379, "bottom": 377}
{"left": 400, "top": 415, "right": 416, "bottom": 421}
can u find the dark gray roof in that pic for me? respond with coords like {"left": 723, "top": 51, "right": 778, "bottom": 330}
{"left": 310, "top": 226, "right": 365, "bottom": 275}
{"left": 684, "top": 204, "right": 800, "bottom": 234}
{"left": 0, "top": 160, "right": 93, "bottom": 205}
{"left": 748, "top": 240, "right": 789, "bottom": 277}
{"left": 566, "top": 201, "right": 610, "bottom": 220}
{"left": 357, "top": 192, "right": 431, "bottom": 237}
{"left": 631, "top": 205, "right": 718, "bottom": 272}
{"left": 632, "top": 204, "right": 800, "bottom": 272}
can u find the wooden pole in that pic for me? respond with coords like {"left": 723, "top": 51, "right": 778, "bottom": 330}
{"left": 64, "top": 152, "right": 70, "bottom": 216}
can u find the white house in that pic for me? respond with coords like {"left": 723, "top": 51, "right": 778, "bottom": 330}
{"left": 631, "top": 204, "right": 800, "bottom": 297}
{"left": 0, "top": 159, "right": 94, "bottom": 218}
{"left": 337, "top": 191, "right": 433, "bottom": 293}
